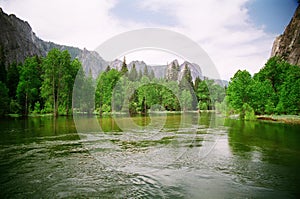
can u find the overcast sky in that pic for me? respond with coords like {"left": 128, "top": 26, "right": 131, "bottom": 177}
{"left": 0, "top": 0, "right": 298, "bottom": 80}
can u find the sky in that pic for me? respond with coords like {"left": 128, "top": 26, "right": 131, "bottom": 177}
{"left": 0, "top": 0, "right": 298, "bottom": 80}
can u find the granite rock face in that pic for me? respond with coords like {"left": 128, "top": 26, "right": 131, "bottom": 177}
{"left": 271, "top": 5, "right": 300, "bottom": 65}
{"left": 0, "top": 8, "right": 43, "bottom": 65}
{"left": 0, "top": 7, "right": 107, "bottom": 77}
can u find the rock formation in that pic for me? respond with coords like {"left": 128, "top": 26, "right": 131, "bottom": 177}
{"left": 271, "top": 5, "right": 300, "bottom": 65}
{"left": 0, "top": 7, "right": 107, "bottom": 77}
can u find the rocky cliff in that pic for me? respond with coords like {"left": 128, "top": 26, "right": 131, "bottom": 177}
{"left": 0, "top": 7, "right": 227, "bottom": 85}
{"left": 271, "top": 5, "right": 300, "bottom": 65}
{"left": 0, "top": 7, "right": 107, "bottom": 77}
{"left": 0, "top": 8, "right": 43, "bottom": 64}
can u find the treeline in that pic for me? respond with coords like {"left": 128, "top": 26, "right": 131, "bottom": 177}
{"left": 224, "top": 57, "right": 300, "bottom": 119}
{"left": 0, "top": 48, "right": 84, "bottom": 116}
{"left": 93, "top": 58, "right": 225, "bottom": 115}
{"left": 0, "top": 48, "right": 226, "bottom": 116}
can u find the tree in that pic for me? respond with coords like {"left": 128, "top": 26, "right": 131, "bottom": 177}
{"left": 95, "top": 68, "right": 121, "bottom": 113}
{"left": 249, "top": 79, "right": 276, "bottom": 115}
{"left": 254, "top": 57, "right": 289, "bottom": 95}
{"left": 61, "top": 58, "right": 80, "bottom": 115}
{"left": 41, "top": 49, "right": 73, "bottom": 117}
{"left": 194, "top": 76, "right": 201, "bottom": 97}
{"left": 227, "top": 70, "right": 254, "bottom": 118}
{"left": 143, "top": 65, "right": 149, "bottom": 77}
{"left": 181, "top": 89, "right": 192, "bottom": 111}
{"left": 197, "top": 79, "right": 211, "bottom": 110}
{"left": 276, "top": 65, "right": 300, "bottom": 114}
{"left": 128, "top": 63, "right": 138, "bottom": 81}
{"left": 17, "top": 56, "right": 42, "bottom": 115}
{"left": 7, "top": 62, "right": 19, "bottom": 99}
{"left": 166, "top": 61, "right": 179, "bottom": 81}
{"left": 161, "top": 81, "right": 180, "bottom": 111}
{"left": 0, "top": 81, "right": 9, "bottom": 116}
{"left": 73, "top": 66, "right": 95, "bottom": 114}
{"left": 120, "top": 56, "right": 128, "bottom": 75}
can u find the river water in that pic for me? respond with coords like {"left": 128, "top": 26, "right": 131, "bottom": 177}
{"left": 0, "top": 113, "right": 300, "bottom": 198}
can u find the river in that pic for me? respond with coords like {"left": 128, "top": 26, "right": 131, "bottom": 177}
{"left": 0, "top": 113, "right": 300, "bottom": 198}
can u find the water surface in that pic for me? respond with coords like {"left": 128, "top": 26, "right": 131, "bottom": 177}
{"left": 0, "top": 113, "right": 300, "bottom": 198}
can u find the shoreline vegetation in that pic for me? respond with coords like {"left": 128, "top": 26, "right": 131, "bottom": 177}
{"left": 5, "top": 111, "right": 300, "bottom": 125}
{"left": 1, "top": 48, "right": 299, "bottom": 122}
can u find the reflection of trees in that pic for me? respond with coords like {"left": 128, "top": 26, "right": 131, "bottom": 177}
{"left": 226, "top": 119, "right": 300, "bottom": 163}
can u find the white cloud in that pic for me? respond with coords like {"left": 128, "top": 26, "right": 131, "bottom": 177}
{"left": 0, "top": 0, "right": 276, "bottom": 80}
{"left": 138, "top": 0, "right": 276, "bottom": 79}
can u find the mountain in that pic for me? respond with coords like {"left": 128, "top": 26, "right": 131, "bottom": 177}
{"left": 0, "top": 7, "right": 107, "bottom": 77}
{"left": 271, "top": 5, "right": 300, "bottom": 65}
{"left": 0, "top": 7, "right": 227, "bottom": 85}
{"left": 179, "top": 61, "right": 203, "bottom": 81}
{"left": 0, "top": 8, "right": 43, "bottom": 64}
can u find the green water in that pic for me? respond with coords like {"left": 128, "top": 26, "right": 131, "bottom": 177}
{"left": 0, "top": 113, "right": 300, "bottom": 198}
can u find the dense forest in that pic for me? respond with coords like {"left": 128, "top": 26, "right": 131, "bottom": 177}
{"left": 0, "top": 48, "right": 225, "bottom": 117}
{"left": 0, "top": 48, "right": 299, "bottom": 119}
{"left": 225, "top": 57, "right": 300, "bottom": 119}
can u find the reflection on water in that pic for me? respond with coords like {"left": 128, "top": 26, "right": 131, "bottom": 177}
{"left": 0, "top": 113, "right": 300, "bottom": 198}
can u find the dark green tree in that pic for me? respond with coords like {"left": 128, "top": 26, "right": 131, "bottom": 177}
{"left": 120, "top": 56, "right": 128, "bottom": 75}
{"left": 95, "top": 68, "right": 121, "bottom": 113}
{"left": 7, "top": 62, "right": 19, "bottom": 99}
{"left": 197, "top": 79, "right": 211, "bottom": 110}
{"left": 276, "top": 65, "right": 300, "bottom": 114}
{"left": 0, "top": 81, "right": 9, "bottom": 116}
{"left": 41, "top": 49, "right": 73, "bottom": 117}
{"left": 17, "top": 56, "right": 41, "bottom": 115}
{"left": 227, "top": 70, "right": 254, "bottom": 118}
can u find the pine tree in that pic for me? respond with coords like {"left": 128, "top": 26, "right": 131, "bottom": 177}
{"left": 129, "top": 63, "right": 138, "bottom": 81}
{"left": 121, "top": 56, "right": 128, "bottom": 75}
{"left": 143, "top": 65, "right": 149, "bottom": 77}
{"left": 7, "top": 62, "right": 19, "bottom": 99}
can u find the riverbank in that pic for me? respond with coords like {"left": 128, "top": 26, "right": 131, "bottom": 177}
{"left": 257, "top": 115, "right": 300, "bottom": 124}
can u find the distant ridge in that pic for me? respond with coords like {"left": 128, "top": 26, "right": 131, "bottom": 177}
{"left": 0, "top": 7, "right": 227, "bottom": 86}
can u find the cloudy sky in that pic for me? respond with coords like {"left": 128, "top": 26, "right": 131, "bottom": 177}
{"left": 0, "top": 0, "right": 298, "bottom": 80}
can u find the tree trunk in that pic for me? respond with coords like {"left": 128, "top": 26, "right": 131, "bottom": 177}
{"left": 25, "top": 92, "right": 28, "bottom": 116}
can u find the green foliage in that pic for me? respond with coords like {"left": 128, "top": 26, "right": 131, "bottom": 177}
{"left": 17, "top": 56, "right": 42, "bottom": 115}
{"left": 95, "top": 68, "right": 121, "bottom": 113}
{"left": 242, "top": 103, "right": 256, "bottom": 120}
{"left": 120, "top": 56, "right": 128, "bottom": 75}
{"left": 227, "top": 70, "right": 253, "bottom": 112}
{"left": 73, "top": 66, "right": 95, "bottom": 115}
{"left": 33, "top": 101, "right": 41, "bottom": 114}
{"left": 227, "top": 57, "right": 300, "bottom": 118}
{"left": 0, "top": 81, "right": 10, "bottom": 116}
{"left": 41, "top": 49, "right": 78, "bottom": 116}
{"left": 249, "top": 79, "right": 276, "bottom": 115}
{"left": 9, "top": 100, "right": 20, "bottom": 114}
{"left": 7, "top": 62, "right": 19, "bottom": 99}
{"left": 128, "top": 63, "right": 138, "bottom": 81}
